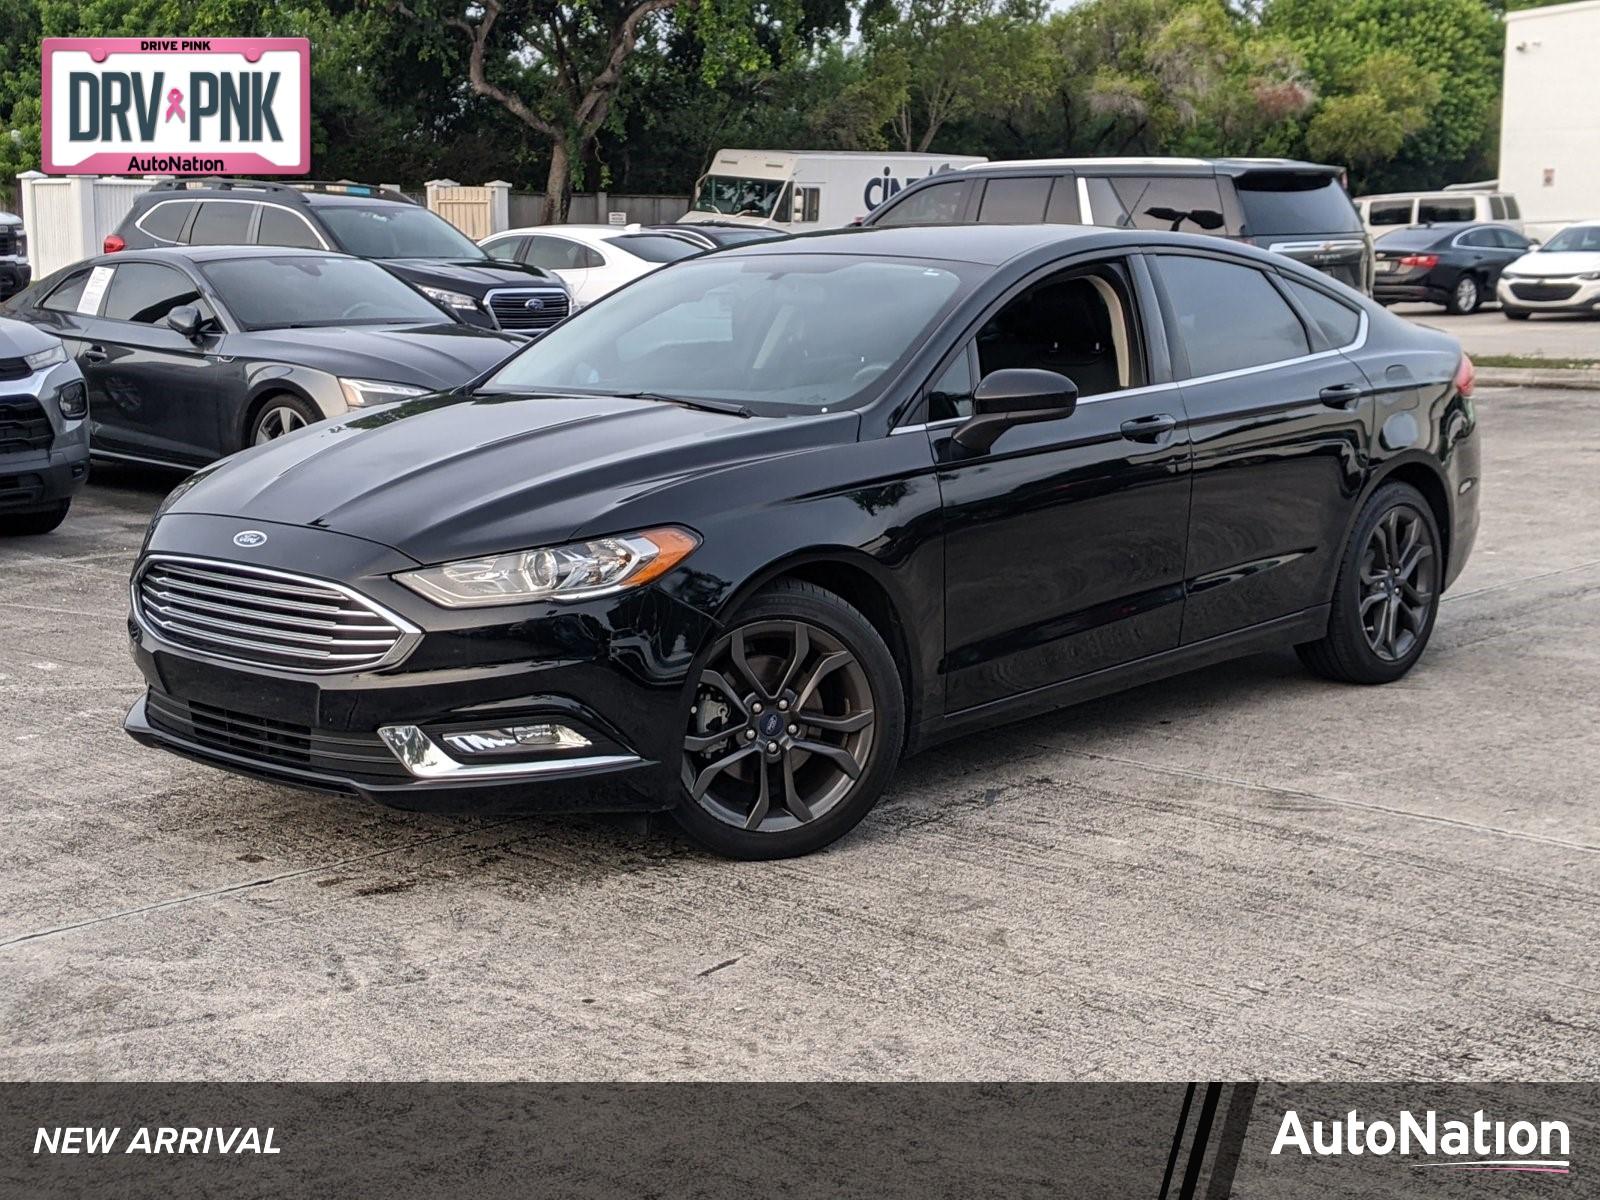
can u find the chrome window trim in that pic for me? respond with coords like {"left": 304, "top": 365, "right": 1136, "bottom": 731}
{"left": 131, "top": 553, "right": 422, "bottom": 676}
{"left": 377, "top": 724, "right": 639, "bottom": 780}
{"left": 891, "top": 382, "right": 1183, "bottom": 435}
{"left": 133, "top": 198, "right": 198, "bottom": 245}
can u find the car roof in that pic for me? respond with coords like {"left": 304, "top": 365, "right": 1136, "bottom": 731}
{"left": 711, "top": 223, "right": 1307, "bottom": 270}
{"left": 966, "top": 156, "right": 1341, "bottom": 178}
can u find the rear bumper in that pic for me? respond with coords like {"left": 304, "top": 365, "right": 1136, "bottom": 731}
{"left": 1373, "top": 281, "right": 1444, "bottom": 304}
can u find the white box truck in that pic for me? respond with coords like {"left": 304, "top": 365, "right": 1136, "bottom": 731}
{"left": 680, "top": 149, "right": 987, "bottom": 232}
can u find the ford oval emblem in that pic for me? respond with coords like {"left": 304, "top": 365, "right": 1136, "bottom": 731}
{"left": 523, "top": 297, "right": 545, "bottom": 310}
{"left": 233, "top": 530, "right": 268, "bottom": 548}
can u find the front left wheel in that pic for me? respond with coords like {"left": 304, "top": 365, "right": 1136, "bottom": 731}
{"left": 249, "top": 394, "right": 321, "bottom": 447}
{"left": 672, "top": 580, "right": 904, "bottom": 859}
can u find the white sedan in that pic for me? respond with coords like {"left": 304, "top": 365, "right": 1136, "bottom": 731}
{"left": 478, "top": 225, "right": 701, "bottom": 308}
{"left": 1496, "top": 220, "right": 1600, "bottom": 319}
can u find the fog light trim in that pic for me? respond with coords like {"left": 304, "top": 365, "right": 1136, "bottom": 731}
{"left": 440, "top": 724, "right": 591, "bottom": 756}
{"left": 377, "top": 723, "right": 636, "bottom": 780}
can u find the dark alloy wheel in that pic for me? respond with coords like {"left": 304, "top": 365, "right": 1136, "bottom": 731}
{"left": 1297, "top": 481, "right": 1443, "bottom": 684}
{"left": 673, "top": 581, "right": 903, "bottom": 859}
{"left": 249, "top": 393, "right": 321, "bottom": 448}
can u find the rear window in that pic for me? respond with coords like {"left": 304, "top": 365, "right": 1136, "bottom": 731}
{"left": 1373, "top": 227, "right": 1448, "bottom": 251}
{"left": 606, "top": 234, "right": 699, "bottom": 263}
{"left": 1236, "top": 173, "right": 1361, "bottom": 236}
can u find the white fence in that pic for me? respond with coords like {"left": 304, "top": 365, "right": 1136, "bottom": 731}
{"left": 18, "top": 172, "right": 159, "bottom": 277}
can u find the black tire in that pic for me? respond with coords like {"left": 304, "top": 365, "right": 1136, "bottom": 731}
{"left": 4, "top": 499, "right": 70, "bottom": 536}
{"left": 247, "top": 393, "right": 321, "bottom": 449}
{"left": 671, "top": 580, "right": 904, "bottom": 859}
{"left": 1503, "top": 307, "right": 1532, "bottom": 321}
{"left": 1297, "top": 482, "right": 1442, "bottom": 685}
{"left": 1444, "top": 274, "right": 1481, "bottom": 315}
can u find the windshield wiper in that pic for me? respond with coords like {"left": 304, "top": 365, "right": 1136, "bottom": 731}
{"left": 616, "top": 391, "right": 753, "bottom": 418}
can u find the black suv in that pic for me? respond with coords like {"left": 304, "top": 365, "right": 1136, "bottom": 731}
{"left": 863, "top": 157, "right": 1373, "bottom": 293}
{"left": 107, "top": 180, "right": 571, "bottom": 333}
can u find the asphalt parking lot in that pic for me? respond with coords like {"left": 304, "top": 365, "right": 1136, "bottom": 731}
{"left": 1389, "top": 303, "right": 1599, "bottom": 359}
{"left": 2, "top": 384, "right": 1598, "bottom": 1082}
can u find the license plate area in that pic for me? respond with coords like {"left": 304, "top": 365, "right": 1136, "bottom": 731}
{"left": 155, "top": 653, "right": 320, "bottom": 725}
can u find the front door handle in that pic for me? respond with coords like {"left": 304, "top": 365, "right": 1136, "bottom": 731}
{"left": 1319, "top": 383, "right": 1364, "bottom": 408}
{"left": 79, "top": 344, "right": 108, "bottom": 364}
{"left": 1120, "top": 413, "right": 1178, "bottom": 442}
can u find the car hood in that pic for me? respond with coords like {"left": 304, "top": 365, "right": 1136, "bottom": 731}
{"left": 1505, "top": 251, "right": 1600, "bottom": 277}
{"left": 380, "top": 258, "right": 564, "bottom": 293}
{"left": 236, "top": 323, "right": 521, "bottom": 388}
{"left": 0, "top": 315, "right": 60, "bottom": 359}
{"left": 165, "top": 391, "right": 859, "bottom": 563}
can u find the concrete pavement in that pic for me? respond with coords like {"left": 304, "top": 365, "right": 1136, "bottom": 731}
{"left": 2, "top": 390, "right": 1597, "bottom": 1081}
{"left": 1390, "top": 302, "right": 1600, "bottom": 359}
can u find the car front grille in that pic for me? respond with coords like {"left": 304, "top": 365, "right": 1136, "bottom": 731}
{"left": 0, "top": 396, "right": 52, "bottom": 452}
{"left": 485, "top": 288, "right": 570, "bottom": 331}
{"left": 144, "top": 689, "right": 411, "bottom": 781}
{"left": 1508, "top": 281, "right": 1580, "bottom": 302}
{"left": 0, "top": 226, "right": 15, "bottom": 256}
{"left": 134, "top": 556, "right": 418, "bottom": 674}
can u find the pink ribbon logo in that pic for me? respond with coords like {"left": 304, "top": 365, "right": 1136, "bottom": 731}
{"left": 164, "top": 88, "right": 185, "bottom": 123}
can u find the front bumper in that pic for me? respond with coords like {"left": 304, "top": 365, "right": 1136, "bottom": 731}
{"left": 0, "top": 259, "right": 31, "bottom": 300}
{"left": 1496, "top": 276, "right": 1600, "bottom": 312}
{"left": 123, "top": 514, "right": 719, "bottom": 812}
{"left": 1, "top": 366, "right": 91, "bottom": 511}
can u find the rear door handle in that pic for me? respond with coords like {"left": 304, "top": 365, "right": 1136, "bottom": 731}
{"left": 1319, "top": 383, "right": 1364, "bottom": 408}
{"left": 1120, "top": 413, "right": 1178, "bottom": 442}
{"left": 79, "top": 344, "right": 108, "bottom": 364}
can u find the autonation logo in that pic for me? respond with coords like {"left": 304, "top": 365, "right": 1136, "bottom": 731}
{"left": 1272, "top": 1109, "right": 1571, "bottom": 1175}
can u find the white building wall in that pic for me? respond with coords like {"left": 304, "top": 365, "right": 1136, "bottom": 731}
{"left": 18, "top": 173, "right": 164, "bottom": 277}
{"left": 1499, "top": 0, "right": 1600, "bottom": 241}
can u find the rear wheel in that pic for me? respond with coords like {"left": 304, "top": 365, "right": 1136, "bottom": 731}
{"left": 3, "top": 499, "right": 70, "bottom": 535}
{"left": 1445, "top": 274, "right": 1481, "bottom": 315}
{"left": 248, "top": 394, "right": 320, "bottom": 448}
{"left": 1297, "top": 482, "right": 1442, "bottom": 684}
{"left": 672, "top": 580, "right": 904, "bottom": 859}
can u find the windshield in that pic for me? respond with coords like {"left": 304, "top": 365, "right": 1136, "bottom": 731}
{"left": 484, "top": 253, "right": 973, "bottom": 411}
{"left": 1236, "top": 173, "right": 1362, "bottom": 236}
{"left": 316, "top": 204, "right": 487, "bottom": 260}
{"left": 692, "top": 175, "right": 788, "bottom": 219}
{"left": 1541, "top": 226, "right": 1600, "bottom": 253}
{"left": 200, "top": 255, "right": 450, "bottom": 329}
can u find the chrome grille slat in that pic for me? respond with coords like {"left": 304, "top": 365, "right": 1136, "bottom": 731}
{"left": 134, "top": 554, "right": 418, "bottom": 674}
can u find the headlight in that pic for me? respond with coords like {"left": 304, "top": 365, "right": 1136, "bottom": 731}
{"left": 338, "top": 377, "right": 431, "bottom": 409}
{"left": 24, "top": 342, "right": 66, "bottom": 371}
{"left": 396, "top": 526, "right": 699, "bottom": 608}
{"left": 417, "top": 285, "right": 481, "bottom": 312}
{"left": 1579, "top": 271, "right": 1600, "bottom": 281}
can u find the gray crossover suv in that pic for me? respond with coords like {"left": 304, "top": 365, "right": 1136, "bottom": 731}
{"left": 0, "top": 317, "right": 88, "bottom": 534}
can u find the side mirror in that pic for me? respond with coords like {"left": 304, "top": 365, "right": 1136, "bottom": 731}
{"left": 166, "top": 305, "right": 203, "bottom": 340}
{"left": 952, "top": 368, "right": 1078, "bottom": 455}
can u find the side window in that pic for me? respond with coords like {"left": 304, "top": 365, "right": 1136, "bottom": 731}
{"left": 137, "top": 201, "right": 192, "bottom": 243}
{"left": 1115, "top": 175, "right": 1227, "bottom": 234}
{"left": 481, "top": 236, "right": 525, "bottom": 262}
{"left": 1156, "top": 255, "right": 1310, "bottom": 378}
{"left": 100, "top": 263, "right": 211, "bottom": 325}
{"left": 1496, "top": 228, "right": 1530, "bottom": 250}
{"left": 1368, "top": 200, "right": 1413, "bottom": 226}
{"left": 872, "top": 180, "right": 972, "bottom": 226}
{"left": 1504, "top": 195, "right": 1521, "bottom": 220}
{"left": 926, "top": 347, "right": 975, "bottom": 422}
{"left": 976, "top": 177, "right": 1052, "bottom": 224}
{"left": 1043, "top": 177, "right": 1081, "bottom": 224}
{"left": 1418, "top": 197, "right": 1474, "bottom": 224}
{"left": 1083, "top": 178, "right": 1131, "bottom": 227}
{"left": 525, "top": 236, "right": 599, "bottom": 270}
{"left": 187, "top": 202, "right": 256, "bottom": 245}
{"left": 1489, "top": 196, "right": 1506, "bottom": 220}
{"left": 795, "top": 187, "right": 822, "bottom": 223}
{"left": 1284, "top": 278, "right": 1360, "bottom": 347}
{"left": 255, "top": 205, "right": 323, "bottom": 249}
{"left": 1458, "top": 228, "right": 1497, "bottom": 248}
{"left": 40, "top": 270, "right": 91, "bottom": 313}
{"left": 973, "top": 263, "right": 1141, "bottom": 400}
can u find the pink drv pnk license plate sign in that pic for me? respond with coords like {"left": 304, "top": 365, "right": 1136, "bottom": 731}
{"left": 42, "top": 38, "right": 310, "bottom": 175}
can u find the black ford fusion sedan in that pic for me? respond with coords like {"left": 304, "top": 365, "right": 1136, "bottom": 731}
{"left": 124, "top": 225, "right": 1480, "bottom": 859}
{"left": 6, "top": 247, "right": 523, "bottom": 468}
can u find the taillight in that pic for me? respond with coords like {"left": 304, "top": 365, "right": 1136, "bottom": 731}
{"left": 1454, "top": 353, "right": 1475, "bottom": 399}
{"left": 1398, "top": 253, "right": 1437, "bottom": 269}
{"left": 102, "top": 233, "right": 126, "bottom": 253}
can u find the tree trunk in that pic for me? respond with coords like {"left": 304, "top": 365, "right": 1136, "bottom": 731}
{"left": 542, "top": 140, "right": 571, "bottom": 224}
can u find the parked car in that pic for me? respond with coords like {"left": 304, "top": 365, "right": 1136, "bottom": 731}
{"left": 0, "top": 211, "right": 29, "bottom": 301}
{"left": 861, "top": 157, "right": 1375, "bottom": 293}
{"left": 1373, "top": 222, "right": 1534, "bottom": 314}
{"left": 5, "top": 247, "right": 522, "bottom": 467}
{"left": 1356, "top": 190, "right": 1523, "bottom": 236}
{"left": 647, "top": 222, "right": 790, "bottom": 251}
{"left": 1496, "top": 221, "right": 1600, "bottom": 319}
{"left": 0, "top": 319, "right": 88, "bottom": 533}
{"left": 107, "top": 179, "right": 572, "bottom": 334}
{"left": 123, "top": 225, "right": 1479, "bottom": 860}
{"left": 480, "top": 225, "right": 701, "bottom": 307}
